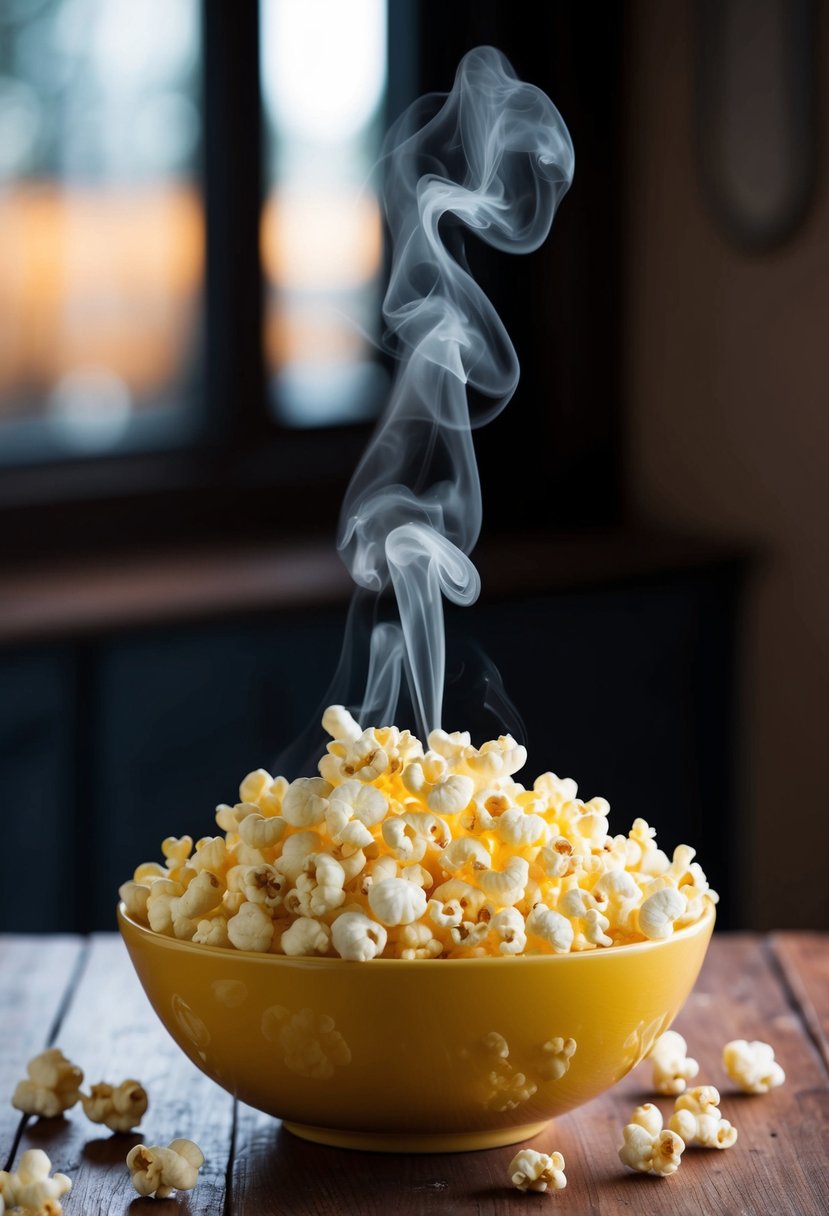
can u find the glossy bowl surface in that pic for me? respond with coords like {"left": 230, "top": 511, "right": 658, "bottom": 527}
{"left": 118, "top": 902, "right": 714, "bottom": 1152}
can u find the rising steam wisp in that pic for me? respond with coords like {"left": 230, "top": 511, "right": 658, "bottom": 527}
{"left": 338, "top": 46, "right": 574, "bottom": 740}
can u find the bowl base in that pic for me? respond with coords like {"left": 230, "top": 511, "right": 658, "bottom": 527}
{"left": 282, "top": 1119, "right": 550, "bottom": 1154}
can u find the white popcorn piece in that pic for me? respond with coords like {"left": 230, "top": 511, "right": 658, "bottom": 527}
{"left": 190, "top": 835, "right": 228, "bottom": 876}
{"left": 322, "top": 704, "right": 363, "bottom": 742}
{"left": 508, "top": 1147, "right": 566, "bottom": 1192}
{"left": 478, "top": 856, "right": 529, "bottom": 906}
{"left": 242, "top": 864, "right": 287, "bottom": 909}
{"left": 427, "top": 897, "right": 464, "bottom": 928}
{"left": 722, "top": 1039, "right": 785, "bottom": 1094}
{"left": 239, "top": 767, "right": 273, "bottom": 804}
{"left": 173, "top": 870, "right": 224, "bottom": 921}
{"left": 330, "top": 780, "right": 389, "bottom": 828}
{"left": 440, "top": 836, "right": 491, "bottom": 874}
{"left": 368, "top": 877, "right": 428, "bottom": 926}
{"left": 238, "top": 812, "right": 286, "bottom": 850}
{"left": 12, "top": 1049, "right": 83, "bottom": 1119}
{"left": 526, "top": 904, "right": 574, "bottom": 954}
{"left": 619, "top": 1103, "right": 685, "bottom": 1176}
{"left": 227, "top": 901, "right": 274, "bottom": 952}
{"left": 146, "top": 878, "right": 185, "bottom": 936}
{"left": 426, "top": 774, "right": 474, "bottom": 815}
{"left": 637, "top": 887, "right": 687, "bottom": 940}
{"left": 193, "top": 916, "right": 230, "bottom": 947}
{"left": 464, "top": 735, "right": 527, "bottom": 784}
{"left": 490, "top": 907, "right": 527, "bottom": 955}
{"left": 496, "top": 808, "right": 549, "bottom": 848}
{"left": 331, "top": 912, "right": 388, "bottom": 961}
{"left": 127, "top": 1138, "right": 204, "bottom": 1199}
{"left": 275, "top": 831, "right": 323, "bottom": 881}
{"left": 282, "top": 777, "right": 332, "bottom": 827}
{"left": 669, "top": 1086, "right": 738, "bottom": 1148}
{"left": 0, "top": 1149, "right": 72, "bottom": 1215}
{"left": 280, "top": 916, "right": 331, "bottom": 957}
{"left": 118, "top": 879, "right": 151, "bottom": 923}
{"left": 80, "top": 1079, "right": 148, "bottom": 1133}
{"left": 336, "top": 729, "right": 389, "bottom": 781}
{"left": 427, "top": 727, "right": 471, "bottom": 762}
{"left": 648, "top": 1030, "right": 700, "bottom": 1095}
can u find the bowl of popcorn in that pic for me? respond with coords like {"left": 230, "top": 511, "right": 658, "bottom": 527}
{"left": 118, "top": 706, "right": 716, "bottom": 1152}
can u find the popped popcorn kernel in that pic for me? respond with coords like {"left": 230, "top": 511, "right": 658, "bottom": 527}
{"left": 619, "top": 1103, "right": 685, "bottom": 1176}
{"left": 121, "top": 706, "right": 717, "bottom": 960}
{"left": 648, "top": 1030, "right": 700, "bottom": 1095}
{"left": 12, "top": 1050, "right": 83, "bottom": 1119}
{"left": 80, "top": 1079, "right": 148, "bottom": 1133}
{"left": 669, "top": 1085, "right": 738, "bottom": 1148}
{"left": 508, "top": 1147, "right": 566, "bottom": 1192}
{"left": 0, "top": 1149, "right": 72, "bottom": 1216}
{"left": 722, "top": 1039, "right": 785, "bottom": 1094}
{"left": 126, "top": 1138, "right": 204, "bottom": 1199}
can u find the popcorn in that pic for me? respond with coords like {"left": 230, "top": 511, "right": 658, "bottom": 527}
{"left": 80, "top": 1079, "right": 148, "bottom": 1133}
{"left": 126, "top": 1138, "right": 204, "bottom": 1199}
{"left": 722, "top": 1039, "right": 785, "bottom": 1094}
{"left": 331, "top": 912, "right": 388, "bottom": 961}
{"left": 227, "top": 901, "right": 274, "bottom": 952}
{"left": 280, "top": 916, "right": 331, "bottom": 956}
{"left": 0, "top": 1149, "right": 72, "bottom": 1215}
{"left": 648, "top": 1030, "right": 700, "bottom": 1095}
{"left": 508, "top": 1147, "right": 566, "bottom": 1192}
{"left": 637, "top": 887, "right": 687, "bottom": 940}
{"left": 12, "top": 1050, "right": 83, "bottom": 1119}
{"left": 619, "top": 1103, "right": 685, "bottom": 1176}
{"left": 669, "top": 1085, "right": 738, "bottom": 1148}
{"left": 368, "top": 877, "right": 428, "bottom": 926}
{"left": 122, "top": 706, "right": 717, "bottom": 960}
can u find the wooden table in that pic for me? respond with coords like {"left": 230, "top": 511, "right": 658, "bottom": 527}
{"left": 1, "top": 934, "right": 827, "bottom": 1215}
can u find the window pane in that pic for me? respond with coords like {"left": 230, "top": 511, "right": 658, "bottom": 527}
{"left": 0, "top": 0, "right": 202, "bottom": 462}
{"left": 260, "top": 0, "right": 388, "bottom": 428}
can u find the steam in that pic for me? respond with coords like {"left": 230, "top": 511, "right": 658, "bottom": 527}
{"left": 338, "top": 46, "right": 574, "bottom": 740}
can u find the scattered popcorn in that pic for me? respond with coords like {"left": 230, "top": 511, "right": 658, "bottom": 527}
{"left": 0, "top": 1149, "right": 72, "bottom": 1215}
{"left": 669, "top": 1085, "right": 738, "bottom": 1148}
{"left": 619, "top": 1103, "right": 685, "bottom": 1176}
{"left": 127, "top": 1138, "right": 204, "bottom": 1199}
{"left": 648, "top": 1030, "right": 700, "bottom": 1095}
{"left": 722, "top": 1039, "right": 785, "bottom": 1094}
{"left": 508, "top": 1147, "right": 566, "bottom": 1193}
{"left": 12, "top": 1050, "right": 83, "bottom": 1119}
{"left": 121, "top": 706, "right": 717, "bottom": 959}
{"left": 80, "top": 1080, "right": 148, "bottom": 1133}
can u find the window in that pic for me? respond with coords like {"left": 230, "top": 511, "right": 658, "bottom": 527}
{"left": 261, "top": 0, "right": 388, "bottom": 428}
{"left": 0, "top": 0, "right": 390, "bottom": 473}
{"left": 0, "top": 0, "right": 202, "bottom": 463}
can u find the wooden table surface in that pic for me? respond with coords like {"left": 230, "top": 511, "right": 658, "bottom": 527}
{"left": 1, "top": 933, "right": 827, "bottom": 1215}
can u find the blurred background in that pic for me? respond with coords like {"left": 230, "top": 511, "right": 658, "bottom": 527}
{"left": 0, "top": 0, "right": 825, "bottom": 933}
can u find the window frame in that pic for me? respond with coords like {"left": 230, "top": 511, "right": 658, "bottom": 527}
{"left": 0, "top": 0, "right": 625, "bottom": 566}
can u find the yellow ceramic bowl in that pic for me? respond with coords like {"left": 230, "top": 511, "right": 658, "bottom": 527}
{"left": 118, "top": 902, "right": 714, "bottom": 1153}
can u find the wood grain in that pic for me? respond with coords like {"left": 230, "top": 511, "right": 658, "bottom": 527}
{"left": 770, "top": 933, "right": 829, "bottom": 1073}
{"left": 0, "top": 935, "right": 85, "bottom": 1169}
{"left": 3, "top": 933, "right": 828, "bottom": 1214}
{"left": 8, "top": 936, "right": 234, "bottom": 1216}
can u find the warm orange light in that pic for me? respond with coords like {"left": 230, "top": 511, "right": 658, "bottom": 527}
{"left": 260, "top": 186, "right": 382, "bottom": 293}
{"left": 0, "top": 183, "right": 203, "bottom": 402}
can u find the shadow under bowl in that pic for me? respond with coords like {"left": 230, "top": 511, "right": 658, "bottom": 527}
{"left": 118, "top": 902, "right": 714, "bottom": 1152}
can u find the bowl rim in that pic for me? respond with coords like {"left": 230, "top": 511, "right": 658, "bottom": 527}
{"left": 118, "top": 899, "right": 715, "bottom": 969}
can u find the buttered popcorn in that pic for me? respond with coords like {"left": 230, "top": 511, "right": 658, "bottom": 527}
{"left": 120, "top": 708, "right": 718, "bottom": 960}
{"left": 0, "top": 1150, "right": 72, "bottom": 1216}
